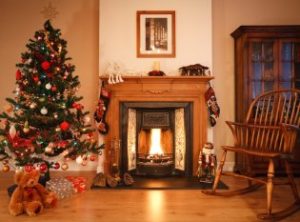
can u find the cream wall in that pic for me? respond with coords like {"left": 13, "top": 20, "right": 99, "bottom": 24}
{"left": 212, "top": 0, "right": 300, "bottom": 170}
{"left": 0, "top": 0, "right": 99, "bottom": 170}
{"left": 99, "top": 0, "right": 212, "bottom": 75}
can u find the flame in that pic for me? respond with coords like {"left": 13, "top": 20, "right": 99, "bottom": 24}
{"left": 149, "top": 128, "right": 164, "bottom": 155}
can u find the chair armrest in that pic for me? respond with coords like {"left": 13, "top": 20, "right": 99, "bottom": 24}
{"left": 280, "top": 123, "right": 300, "bottom": 131}
{"left": 226, "top": 121, "right": 280, "bottom": 130}
{"left": 225, "top": 121, "right": 298, "bottom": 153}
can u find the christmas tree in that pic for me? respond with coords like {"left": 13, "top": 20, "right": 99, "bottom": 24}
{"left": 0, "top": 20, "right": 103, "bottom": 173}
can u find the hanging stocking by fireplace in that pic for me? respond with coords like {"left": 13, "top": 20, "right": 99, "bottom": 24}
{"left": 205, "top": 86, "right": 220, "bottom": 127}
{"left": 94, "top": 84, "right": 111, "bottom": 134}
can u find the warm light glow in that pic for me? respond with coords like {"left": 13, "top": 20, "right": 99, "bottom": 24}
{"left": 147, "top": 191, "right": 164, "bottom": 221}
{"left": 149, "top": 128, "right": 163, "bottom": 155}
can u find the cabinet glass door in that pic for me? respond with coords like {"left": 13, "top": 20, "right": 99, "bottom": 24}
{"left": 280, "top": 42, "right": 293, "bottom": 89}
{"left": 250, "top": 41, "right": 275, "bottom": 99}
{"left": 294, "top": 42, "right": 300, "bottom": 88}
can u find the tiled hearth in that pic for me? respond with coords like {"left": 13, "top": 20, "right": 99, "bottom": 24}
{"left": 100, "top": 76, "right": 213, "bottom": 176}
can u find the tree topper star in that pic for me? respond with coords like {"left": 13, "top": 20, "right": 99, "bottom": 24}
{"left": 41, "top": 2, "right": 59, "bottom": 20}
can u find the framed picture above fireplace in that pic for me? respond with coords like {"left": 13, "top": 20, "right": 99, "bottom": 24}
{"left": 136, "top": 10, "right": 176, "bottom": 58}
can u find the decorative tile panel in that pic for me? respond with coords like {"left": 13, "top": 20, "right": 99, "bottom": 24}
{"left": 127, "top": 108, "right": 137, "bottom": 170}
{"left": 175, "top": 108, "right": 186, "bottom": 171}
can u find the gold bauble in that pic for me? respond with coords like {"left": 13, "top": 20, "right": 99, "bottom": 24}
{"left": 81, "top": 160, "right": 88, "bottom": 166}
{"left": 23, "top": 127, "right": 30, "bottom": 134}
{"left": 45, "top": 146, "right": 53, "bottom": 154}
{"left": 61, "top": 163, "right": 69, "bottom": 171}
{"left": 2, "top": 165, "right": 10, "bottom": 172}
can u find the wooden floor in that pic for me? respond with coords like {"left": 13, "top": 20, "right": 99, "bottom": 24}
{"left": 0, "top": 171, "right": 300, "bottom": 222}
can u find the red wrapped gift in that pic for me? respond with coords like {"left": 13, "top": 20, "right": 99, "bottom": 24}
{"left": 65, "top": 176, "right": 87, "bottom": 193}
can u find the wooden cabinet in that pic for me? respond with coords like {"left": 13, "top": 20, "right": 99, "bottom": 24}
{"left": 231, "top": 25, "right": 300, "bottom": 174}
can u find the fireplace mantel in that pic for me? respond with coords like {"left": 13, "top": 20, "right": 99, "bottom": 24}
{"left": 100, "top": 76, "right": 214, "bottom": 176}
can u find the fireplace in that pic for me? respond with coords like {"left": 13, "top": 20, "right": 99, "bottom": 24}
{"left": 120, "top": 102, "right": 193, "bottom": 177}
{"left": 100, "top": 76, "right": 213, "bottom": 177}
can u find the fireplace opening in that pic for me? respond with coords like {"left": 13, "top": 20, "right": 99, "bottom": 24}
{"left": 120, "top": 102, "right": 193, "bottom": 177}
{"left": 137, "top": 128, "right": 174, "bottom": 176}
{"left": 136, "top": 110, "right": 175, "bottom": 176}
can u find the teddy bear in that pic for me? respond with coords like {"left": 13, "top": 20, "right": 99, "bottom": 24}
{"left": 8, "top": 169, "right": 57, "bottom": 216}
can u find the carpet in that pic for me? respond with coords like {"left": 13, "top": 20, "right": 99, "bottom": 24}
{"left": 91, "top": 176, "right": 228, "bottom": 190}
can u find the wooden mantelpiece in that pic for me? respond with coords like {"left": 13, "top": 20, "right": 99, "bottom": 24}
{"left": 100, "top": 76, "right": 214, "bottom": 176}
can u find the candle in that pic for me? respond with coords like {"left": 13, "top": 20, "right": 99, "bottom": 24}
{"left": 153, "top": 61, "right": 160, "bottom": 71}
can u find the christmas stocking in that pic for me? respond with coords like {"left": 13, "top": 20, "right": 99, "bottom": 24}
{"left": 205, "top": 86, "right": 220, "bottom": 127}
{"left": 94, "top": 85, "right": 111, "bottom": 134}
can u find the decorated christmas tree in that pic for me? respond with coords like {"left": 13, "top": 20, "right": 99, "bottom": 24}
{"left": 0, "top": 20, "right": 103, "bottom": 174}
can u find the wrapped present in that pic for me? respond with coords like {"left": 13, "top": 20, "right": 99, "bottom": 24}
{"left": 65, "top": 176, "right": 87, "bottom": 193}
{"left": 46, "top": 177, "right": 74, "bottom": 199}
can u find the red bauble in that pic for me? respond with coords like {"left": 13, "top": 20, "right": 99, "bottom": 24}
{"left": 33, "top": 76, "right": 39, "bottom": 82}
{"left": 53, "top": 162, "right": 60, "bottom": 170}
{"left": 89, "top": 154, "right": 97, "bottom": 161}
{"left": 41, "top": 61, "right": 51, "bottom": 70}
{"left": 72, "top": 103, "right": 77, "bottom": 108}
{"left": 72, "top": 103, "right": 83, "bottom": 110}
{"left": 47, "top": 73, "right": 54, "bottom": 78}
{"left": 24, "top": 164, "right": 34, "bottom": 173}
{"left": 60, "top": 121, "right": 70, "bottom": 131}
{"left": 57, "top": 141, "right": 68, "bottom": 148}
{"left": 51, "top": 86, "right": 57, "bottom": 92}
{"left": 39, "top": 163, "right": 48, "bottom": 173}
{"left": 16, "top": 70, "right": 22, "bottom": 80}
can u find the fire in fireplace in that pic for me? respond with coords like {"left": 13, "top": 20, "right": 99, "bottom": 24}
{"left": 137, "top": 128, "right": 174, "bottom": 176}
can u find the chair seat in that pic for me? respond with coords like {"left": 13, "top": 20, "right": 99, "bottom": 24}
{"left": 222, "top": 146, "right": 293, "bottom": 159}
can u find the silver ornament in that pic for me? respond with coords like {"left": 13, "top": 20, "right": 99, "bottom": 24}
{"left": 40, "top": 107, "right": 48, "bottom": 115}
{"left": 45, "top": 83, "right": 52, "bottom": 90}
{"left": 30, "top": 103, "right": 37, "bottom": 109}
{"left": 45, "top": 146, "right": 53, "bottom": 154}
{"left": 84, "top": 116, "right": 91, "bottom": 123}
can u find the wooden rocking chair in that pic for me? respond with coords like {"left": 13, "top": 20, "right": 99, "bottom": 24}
{"left": 203, "top": 89, "right": 300, "bottom": 220}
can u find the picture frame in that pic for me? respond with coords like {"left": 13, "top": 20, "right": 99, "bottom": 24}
{"left": 136, "top": 10, "right": 176, "bottom": 58}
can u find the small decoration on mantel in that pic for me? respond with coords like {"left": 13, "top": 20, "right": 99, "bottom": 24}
{"left": 148, "top": 61, "right": 165, "bottom": 76}
{"left": 179, "top": 63, "right": 210, "bottom": 76}
{"left": 148, "top": 70, "right": 166, "bottom": 76}
{"left": 105, "top": 62, "right": 124, "bottom": 84}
